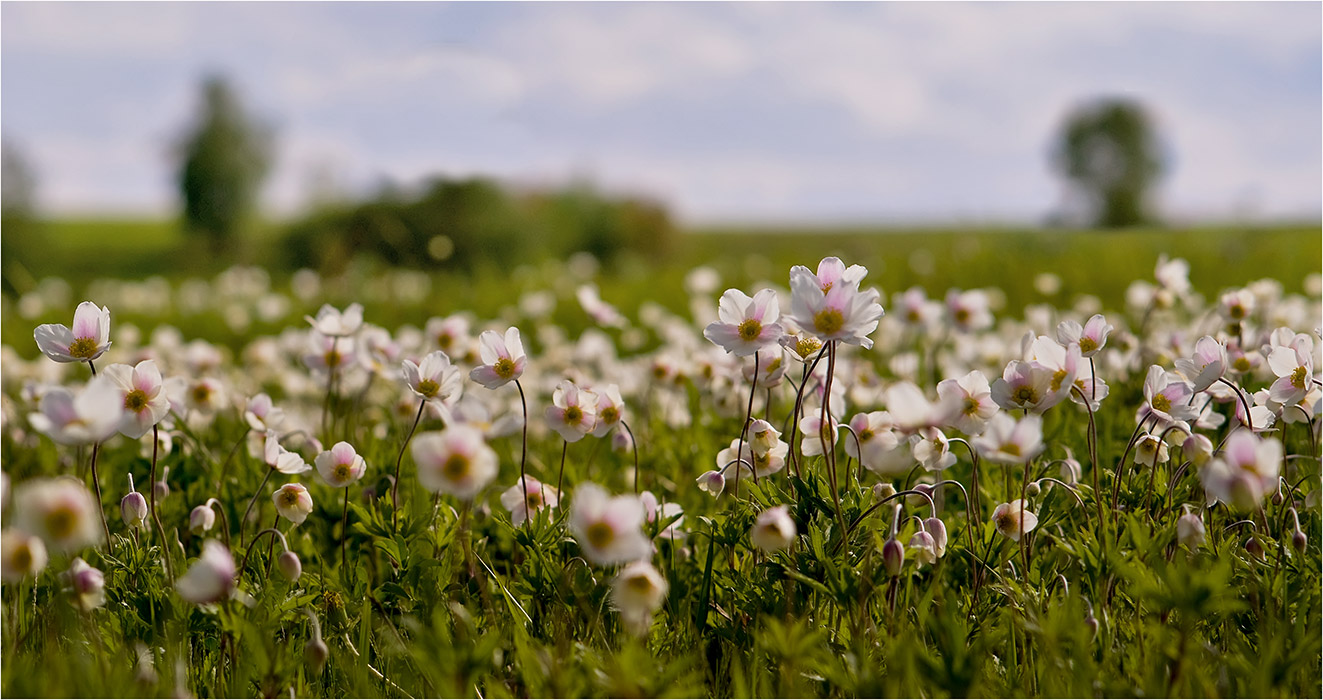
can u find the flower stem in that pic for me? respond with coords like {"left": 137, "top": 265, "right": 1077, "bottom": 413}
{"left": 556, "top": 440, "right": 569, "bottom": 500}
{"left": 392, "top": 399, "right": 427, "bottom": 533}
{"left": 240, "top": 468, "right": 275, "bottom": 547}
{"left": 341, "top": 486, "right": 350, "bottom": 571}
{"left": 738, "top": 352, "right": 760, "bottom": 492}
{"left": 149, "top": 425, "right": 176, "bottom": 581}
{"left": 515, "top": 379, "right": 530, "bottom": 522}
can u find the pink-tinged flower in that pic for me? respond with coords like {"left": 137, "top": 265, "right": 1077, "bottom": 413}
{"left": 176, "top": 540, "right": 236, "bottom": 605}
{"left": 937, "top": 371, "right": 998, "bottom": 435}
{"left": 1066, "top": 359, "right": 1109, "bottom": 412}
{"left": 1200, "top": 431, "right": 1281, "bottom": 510}
{"left": 411, "top": 425, "right": 499, "bottom": 500}
{"left": 61, "top": 557, "right": 106, "bottom": 610}
{"left": 1266, "top": 336, "right": 1315, "bottom": 406}
{"left": 972, "top": 413, "right": 1044, "bottom": 465}
{"left": 570, "top": 483, "right": 650, "bottom": 566}
{"left": 742, "top": 346, "right": 786, "bottom": 388}
{"left": 1183, "top": 433, "right": 1214, "bottom": 467}
{"left": 102, "top": 360, "right": 171, "bottom": 439}
{"left": 610, "top": 561, "right": 668, "bottom": 637}
{"left": 315, "top": 442, "right": 367, "bottom": 489}
{"left": 992, "top": 500, "right": 1038, "bottom": 541}
{"left": 426, "top": 314, "right": 472, "bottom": 356}
{"left": 469, "top": 327, "right": 527, "bottom": 390}
{"left": 264, "top": 431, "right": 311, "bottom": 474}
{"left": 882, "top": 538, "right": 905, "bottom": 576}
{"left": 748, "top": 419, "right": 781, "bottom": 457}
{"left": 750, "top": 505, "right": 797, "bottom": 552}
{"left": 1026, "top": 336, "right": 1082, "bottom": 406}
{"left": 402, "top": 351, "right": 464, "bottom": 406}
{"left": 1, "top": 530, "right": 48, "bottom": 582}
{"left": 1177, "top": 508, "right": 1206, "bottom": 548}
{"left": 909, "top": 529, "right": 938, "bottom": 567}
{"left": 944, "top": 289, "right": 993, "bottom": 332}
{"left": 1175, "top": 336, "right": 1228, "bottom": 393}
{"left": 303, "top": 332, "right": 357, "bottom": 374}
{"left": 189, "top": 504, "right": 217, "bottom": 535}
{"left": 884, "top": 381, "right": 959, "bottom": 434}
{"left": 272, "top": 484, "right": 314, "bottom": 525}
{"left": 1057, "top": 314, "right": 1112, "bottom": 357}
{"left": 591, "top": 384, "right": 626, "bottom": 438}
{"left": 13, "top": 477, "right": 102, "bottom": 552}
{"left": 913, "top": 427, "right": 957, "bottom": 471}
{"left": 1225, "top": 340, "right": 1262, "bottom": 376}
{"left": 1142, "top": 365, "right": 1198, "bottom": 425}
{"left": 1133, "top": 433, "right": 1169, "bottom": 467}
{"left": 806, "top": 256, "right": 869, "bottom": 293}
{"left": 34, "top": 301, "right": 112, "bottom": 363}
{"left": 546, "top": 380, "right": 598, "bottom": 443}
{"left": 925, "top": 517, "right": 948, "bottom": 558}
{"left": 243, "top": 393, "right": 285, "bottom": 432}
{"left": 990, "top": 361, "right": 1056, "bottom": 413}
{"left": 779, "top": 333, "right": 824, "bottom": 363}
{"left": 1154, "top": 254, "right": 1191, "bottom": 295}
{"left": 640, "top": 491, "right": 686, "bottom": 542}
{"left": 357, "top": 325, "right": 402, "bottom": 378}
{"left": 787, "top": 265, "right": 884, "bottom": 348}
{"left": 798, "top": 413, "right": 840, "bottom": 458}
{"left": 577, "top": 284, "right": 628, "bottom": 329}
{"left": 121, "top": 474, "right": 148, "bottom": 530}
{"left": 703, "top": 289, "right": 784, "bottom": 356}
{"left": 1231, "top": 390, "right": 1277, "bottom": 433}
{"left": 1218, "top": 289, "right": 1256, "bottom": 322}
{"left": 305, "top": 303, "right": 364, "bottom": 337}
{"left": 696, "top": 470, "right": 726, "bottom": 496}
{"left": 27, "top": 377, "right": 124, "bottom": 446}
{"left": 718, "top": 436, "right": 789, "bottom": 480}
{"left": 169, "top": 376, "right": 228, "bottom": 415}
{"left": 500, "top": 476, "right": 559, "bottom": 527}
{"left": 845, "top": 412, "right": 914, "bottom": 476}
{"left": 894, "top": 287, "right": 941, "bottom": 328}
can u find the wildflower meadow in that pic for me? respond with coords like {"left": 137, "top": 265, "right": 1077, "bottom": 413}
{"left": 1, "top": 239, "right": 1321, "bottom": 699}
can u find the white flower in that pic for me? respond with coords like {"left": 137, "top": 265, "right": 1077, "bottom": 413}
{"left": 411, "top": 425, "right": 499, "bottom": 500}
{"left": 13, "top": 477, "right": 103, "bottom": 552}
{"left": 243, "top": 393, "right": 285, "bottom": 432}
{"left": 305, "top": 303, "right": 364, "bottom": 337}
{"left": 913, "top": 427, "right": 957, "bottom": 472}
{"left": 34, "top": 301, "right": 112, "bottom": 363}
{"left": 845, "top": 412, "right": 915, "bottom": 476}
{"left": 545, "top": 380, "right": 598, "bottom": 443}
{"left": 1199, "top": 431, "right": 1281, "bottom": 510}
{"left": 102, "top": 360, "right": 172, "bottom": 439}
{"left": 610, "top": 561, "right": 668, "bottom": 636}
{"left": 1056, "top": 314, "right": 1112, "bottom": 357}
{"left": 500, "top": 476, "right": 559, "bottom": 527}
{"left": 27, "top": 376, "right": 124, "bottom": 446}
{"left": 1142, "top": 365, "right": 1198, "bottom": 425}
{"left": 750, "top": 505, "right": 797, "bottom": 552}
{"left": 786, "top": 260, "right": 884, "bottom": 348}
{"left": 703, "top": 289, "right": 784, "bottom": 356}
{"left": 315, "top": 442, "right": 367, "bottom": 489}
{"left": 569, "top": 483, "right": 650, "bottom": 566}
{"left": 937, "top": 371, "right": 998, "bottom": 435}
{"left": 972, "top": 413, "right": 1044, "bottom": 465}
{"left": 1174, "top": 336, "right": 1228, "bottom": 393}
{"left": 884, "top": 381, "right": 959, "bottom": 434}
{"left": 992, "top": 499, "right": 1038, "bottom": 541}
{"left": 469, "top": 327, "right": 527, "bottom": 390}
{"left": 1266, "top": 335, "right": 1314, "bottom": 406}
{"left": 176, "top": 540, "right": 236, "bottom": 605}
{"left": 61, "top": 557, "right": 106, "bottom": 610}
{"left": 1, "top": 530, "right": 48, "bottom": 582}
{"left": 591, "top": 385, "right": 626, "bottom": 438}
{"left": 272, "top": 484, "right": 314, "bottom": 525}
{"left": 264, "top": 431, "right": 311, "bottom": 475}
{"left": 402, "top": 351, "right": 464, "bottom": 405}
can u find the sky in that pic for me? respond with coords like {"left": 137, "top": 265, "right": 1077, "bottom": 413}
{"left": 2, "top": 1, "right": 1319, "bottom": 226}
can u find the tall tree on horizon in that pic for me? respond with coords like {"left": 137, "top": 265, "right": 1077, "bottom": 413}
{"left": 1051, "top": 98, "right": 1166, "bottom": 228}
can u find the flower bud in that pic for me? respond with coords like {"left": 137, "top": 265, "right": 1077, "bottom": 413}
{"left": 750, "top": 506, "right": 796, "bottom": 552}
{"left": 1182, "top": 433, "right": 1213, "bottom": 468}
{"left": 1176, "top": 510, "right": 1205, "bottom": 548}
{"left": 189, "top": 505, "right": 216, "bottom": 535}
{"left": 696, "top": 470, "right": 725, "bottom": 497}
{"left": 1245, "top": 536, "right": 1265, "bottom": 560}
{"left": 278, "top": 550, "right": 302, "bottom": 582}
{"left": 1024, "top": 481, "right": 1041, "bottom": 499}
{"left": 121, "top": 491, "right": 148, "bottom": 530}
{"left": 908, "top": 531, "right": 937, "bottom": 567}
{"left": 611, "top": 428, "right": 633, "bottom": 455}
{"left": 153, "top": 467, "right": 170, "bottom": 501}
{"left": 907, "top": 483, "right": 936, "bottom": 508}
{"left": 924, "top": 517, "right": 948, "bottom": 558}
{"left": 305, "top": 636, "right": 329, "bottom": 675}
{"left": 873, "top": 483, "right": 897, "bottom": 500}
{"left": 749, "top": 419, "right": 780, "bottom": 456}
{"left": 882, "top": 537, "right": 905, "bottom": 576}
{"left": 1085, "top": 608, "right": 1099, "bottom": 638}
{"left": 1292, "top": 529, "right": 1308, "bottom": 554}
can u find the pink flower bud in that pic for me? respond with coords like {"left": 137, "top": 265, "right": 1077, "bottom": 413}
{"left": 882, "top": 537, "right": 905, "bottom": 576}
{"left": 278, "top": 550, "right": 302, "bottom": 582}
{"left": 189, "top": 505, "right": 216, "bottom": 535}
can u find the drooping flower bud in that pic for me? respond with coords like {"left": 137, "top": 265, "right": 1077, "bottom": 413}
{"left": 696, "top": 470, "right": 725, "bottom": 497}
{"left": 1176, "top": 508, "right": 1205, "bottom": 548}
{"left": 1182, "top": 433, "right": 1213, "bottom": 468}
{"left": 908, "top": 530, "right": 937, "bottom": 567}
{"left": 153, "top": 466, "right": 170, "bottom": 501}
{"left": 924, "top": 517, "right": 948, "bottom": 558}
{"left": 1290, "top": 508, "right": 1307, "bottom": 554}
{"left": 882, "top": 537, "right": 905, "bottom": 576}
{"left": 873, "top": 483, "right": 897, "bottom": 500}
{"left": 750, "top": 506, "right": 797, "bottom": 552}
{"left": 1024, "top": 481, "right": 1041, "bottom": 499}
{"left": 189, "top": 505, "right": 216, "bottom": 535}
{"left": 278, "top": 550, "right": 302, "bottom": 582}
{"left": 1245, "top": 536, "right": 1265, "bottom": 560}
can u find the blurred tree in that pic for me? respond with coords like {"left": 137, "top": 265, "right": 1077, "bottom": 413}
{"left": 1051, "top": 98, "right": 1165, "bottom": 228}
{"left": 1, "top": 139, "right": 40, "bottom": 294}
{"left": 176, "top": 76, "right": 272, "bottom": 255}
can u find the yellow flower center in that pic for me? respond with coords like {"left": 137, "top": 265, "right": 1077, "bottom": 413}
{"left": 625, "top": 575, "right": 654, "bottom": 594}
{"left": 281, "top": 490, "right": 300, "bottom": 507}
{"left": 1233, "top": 357, "right": 1251, "bottom": 372}
{"left": 1050, "top": 369, "right": 1068, "bottom": 393}
{"left": 437, "top": 332, "right": 453, "bottom": 349}
{"left": 1000, "top": 442, "right": 1022, "bottom": 457}
{"left": 1013, "top": 386, "right": 1038, "bottom": 406}
{"left": 1151, "top": 393, "right": 1172, "bottom": 413}
{"left": 737, "top": 319, "right": 762, "bottom": 342}
{"left": 494, "top": 357, "right": 515, "bottom": 380}
{"left": 191, "top": 384, "right": 212, "bottom": 404}
{"left": 586, "top": 521, "right": 614, "bottom": 549}
{"left": 1229, "top": 304, "right": 1246, "bottom": 320}
{"left": 1291, "top": 366, "right": 1308, "bottom": 390}
{"left": 564, "top": 406, "right": 584, "bottom": 424}
{"left": 859, "top": 429, "right": 874, "bottom": 442}
{"left": 1078, "top": 337, "right": 1097, "bottom": 354}
{"left": 416, "top": 379, "right": 440, "bottom": 398}
{"left": 599, "top": 406, "right": 619, "bottom": 425}
{"left": 12, "top": 545, "right": 32, "bottom": 570}
{"left": 526, "top": 492, "right": 543, "bottom": 508}
{"left": 795, "top": 337, "right": 822, "bottom": 359}
{"left": 813, "top": 308, "right": 844, "bottom": 336}
{"left": 333, "top": 464, "right": 352, "bottom": 482}
{"left": 324, "top": 349, "right": 342, "bottom": 368}
{"left": 124, "top": 389, "right": 149, "bottom": 413}
{"left": 46, "top": 505, "right": 78, "bottom": 539}
{"left": 964, "top": 397, "right": 981, "bottom": 416}
{"left": 954, "top": 308, "right": 970, "bottom": 323}
{"left": 443, "top": 454, "right": 470, "bottom": 481}
{"left": 68, "top": 337, "right": 98, "bottom": 359}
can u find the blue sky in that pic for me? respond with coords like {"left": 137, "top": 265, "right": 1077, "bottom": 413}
{"left": 2, "top": 2, "right": 1319, "bottom": 225}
